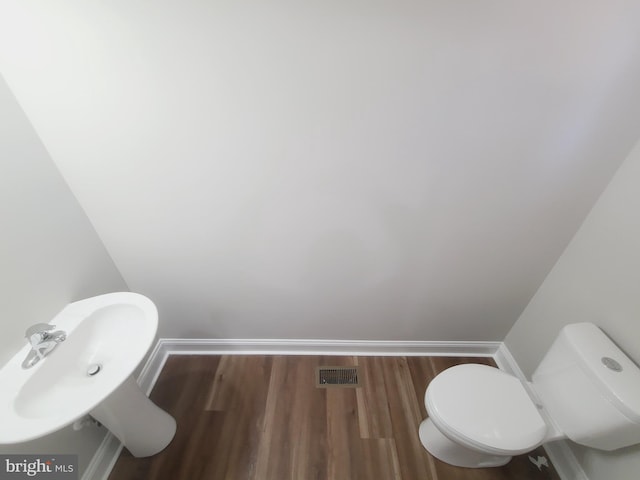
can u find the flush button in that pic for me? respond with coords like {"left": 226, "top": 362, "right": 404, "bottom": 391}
{"left": 601, "top": 357, "right": 623, "bottom": 372}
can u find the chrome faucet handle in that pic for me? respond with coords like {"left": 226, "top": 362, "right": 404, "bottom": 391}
{"left": 24, "top": 323, "right": 56, "bottom": 344}
{"left": 21, "top": 323, "right": 65, "bottom": 369}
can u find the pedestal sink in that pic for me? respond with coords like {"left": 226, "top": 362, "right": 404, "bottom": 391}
{"left": 0, "top": 292, "right": 176, "bottom": 457}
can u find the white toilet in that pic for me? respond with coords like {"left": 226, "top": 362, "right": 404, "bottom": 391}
{"left": 419, "top": 322, "right": 640, "bottom": 468}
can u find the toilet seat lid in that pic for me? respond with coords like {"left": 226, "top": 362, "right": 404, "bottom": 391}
{"left": 425, "top": 364, "right": 547, "bottom": 454}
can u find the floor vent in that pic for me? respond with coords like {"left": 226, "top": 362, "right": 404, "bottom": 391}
{"left": 316, "top": 366, "right": 360, "bottom": 388}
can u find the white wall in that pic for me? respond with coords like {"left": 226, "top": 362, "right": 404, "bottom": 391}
{"left": 505, "top": 138, "right": 640, "bottom": 480}
{"left": 2, "top": 1, "right": 640, "bottom": 344}
{"left": 0, "top": 74, "right": 127, "bottom": 477}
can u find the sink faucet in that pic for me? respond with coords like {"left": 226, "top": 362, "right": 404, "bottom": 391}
{"left": 21, "top": 323, "right": 67, "bottom": 369}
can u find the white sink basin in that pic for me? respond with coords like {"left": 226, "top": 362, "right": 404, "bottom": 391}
{"left": 0, "top": 292, "right": 176, "bottom": 457}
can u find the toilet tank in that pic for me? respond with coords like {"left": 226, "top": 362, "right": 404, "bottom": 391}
{"left": 532, "top": 322, "right": 640, "bottom": 450}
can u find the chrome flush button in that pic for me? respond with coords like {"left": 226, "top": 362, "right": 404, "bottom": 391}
{"left": 601, "top": 357, "right": 623, "bottom": 372}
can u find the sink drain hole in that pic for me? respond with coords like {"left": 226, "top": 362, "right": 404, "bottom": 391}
{"left": 87, "top": 364, "right": 102, "bottom": 376}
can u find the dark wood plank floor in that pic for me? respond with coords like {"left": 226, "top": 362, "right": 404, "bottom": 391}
{"left": 108, "top": 355, "right": 561, "bottom": 480}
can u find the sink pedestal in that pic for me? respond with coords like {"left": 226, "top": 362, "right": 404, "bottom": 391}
{"left": 90, "top": 375, "right": 176, "bottom": 457}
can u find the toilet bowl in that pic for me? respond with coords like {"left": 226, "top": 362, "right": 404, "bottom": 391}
{"left": 419, "top": 363, "right": 549, "bottom": 467}
{"left": 419, "top": 323, "right": 640, "bottom": 469}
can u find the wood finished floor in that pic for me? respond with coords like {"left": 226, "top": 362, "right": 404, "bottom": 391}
{"left": 108, "top": 355, "right": 561, "bottom": 480}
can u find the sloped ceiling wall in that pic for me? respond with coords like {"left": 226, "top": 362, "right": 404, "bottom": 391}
{"left": 1, "top": 0, "right": 640, "bottom": 340}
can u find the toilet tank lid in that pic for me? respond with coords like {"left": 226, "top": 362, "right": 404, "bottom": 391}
{"left": 561, "top": 323, "right": 640, "bottom": 423}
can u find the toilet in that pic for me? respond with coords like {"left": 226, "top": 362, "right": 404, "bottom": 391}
{"left": 419, "top": 323, "right": 640, "bottom": 468}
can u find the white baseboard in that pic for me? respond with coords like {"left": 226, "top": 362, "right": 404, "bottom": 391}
{"left": 495, "top": 344, "right": 589, "bottom": 480}
{"left": 137, "top": 339, "right": 172, "bottom": 395}
{"left": 156, "top": 337, "right": 501, "bottom": 357}
{"left": 81, "top": 434, "right": 123, "bottom": 480}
